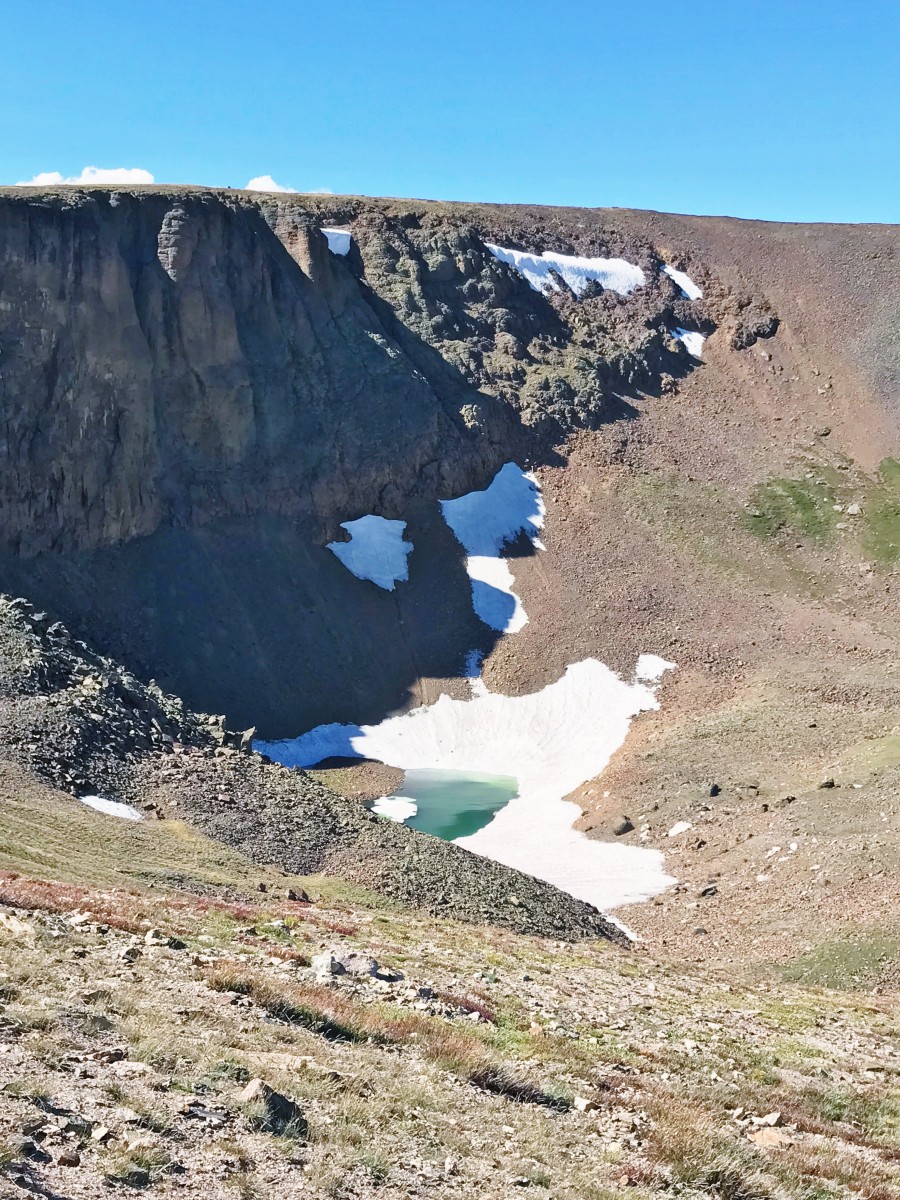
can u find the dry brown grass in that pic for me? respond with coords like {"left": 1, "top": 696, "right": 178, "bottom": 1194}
{"left": 641, "top": 1096, "right": 775, "bottom": 1200}
{"left": 203, "top": 962, "right": 564, "bottom": 1107}
{"left": 779, "top": 1140, "right": 900, "bottom": 1200}
{"left": 435, "top": 988, "right": 498, "bottom": 1023}
{"left": 2, "top": 781, "right": 897, "bottom": 1200}
{"left": 0, "top": 869, "right": 324, "bottom": 965}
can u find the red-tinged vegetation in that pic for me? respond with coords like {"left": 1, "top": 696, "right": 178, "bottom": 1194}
{"left": 317, "top": 919, "right": 359, "bottom": 936}
{"left": 235, "top": 934, "right": 312, "bottom": 966}
{"left": 435, "top": 990, "right": 498, "bottom": 1024}
{"left": 0, "top": 869, "right": 317, "bottom": 943}
{"left": 0, "top": 873, "right": 154, "bottom": 935}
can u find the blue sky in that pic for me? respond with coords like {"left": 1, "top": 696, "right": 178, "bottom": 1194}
{"left": 2, "top": 0, "right": 897, "bottom": 222}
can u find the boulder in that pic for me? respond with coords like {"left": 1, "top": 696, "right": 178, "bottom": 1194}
{"left": 311, "top": 952, "right": 345, "bottom": 981}
{"left": 236, "top": 1078, "right": 307, "bottom": 1137}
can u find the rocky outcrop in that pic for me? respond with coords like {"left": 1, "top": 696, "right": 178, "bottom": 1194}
{"left": 0, "top": 191, "right": 493, "bottom": 555}
{"left": 0, "top": 187, "right": 737, "bottom": 557}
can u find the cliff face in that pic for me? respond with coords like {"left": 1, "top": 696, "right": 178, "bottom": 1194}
{"left": 0, "top": 187, "right": 732, "bottom": 557}
{"left": 0, "top": 191, "right": 486, "bottom": 554}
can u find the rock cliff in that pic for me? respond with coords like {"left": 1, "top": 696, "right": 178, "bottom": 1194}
{"left": 0, "top": 186, "right": 736, "bottom": 558}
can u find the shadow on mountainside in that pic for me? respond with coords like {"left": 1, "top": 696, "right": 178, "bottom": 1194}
{"left": 0, "top": 503, "right": 507, "bottom": 738}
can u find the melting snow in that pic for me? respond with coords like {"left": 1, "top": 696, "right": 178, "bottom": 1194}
{"left": 78, "top": 795, "right": 143, "bottom": 821}
{"left": 440, "top": 463, "right": 545, "bottom": 633}
{"left": 667, "top": 820, "right": 693, "bottom": 838}
{"left": 322, "top": 227, "right": 352, "bottom": 255}
{"left": 371, "top": 795, "right": 418, "bottom": 823}
{"left": 464, "top": 649, "right": 489, "bottom": 698}
{"left": 662, "top": 264, "right": 703, "bottom": 300}
{"left": 673, "top": 328, "right": 706, "bottom": 358}
{"left": 464, "top": 557, "right": 529, "bottom": 633}
{"left": 328, "top": 515, "right": 413, "bottom": 591}
{"left": 257, "top": 657, "right": 677, "bottom": 912}
{"left": 486, "top": 244, "right": 645, "bottom": 298}
{"left": 636, "top": 654, "right": 676, "bottom": 683}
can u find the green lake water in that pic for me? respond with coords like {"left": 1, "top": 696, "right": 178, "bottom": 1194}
{"left": 374, "top": 768, "right": 519, "bottom": 840}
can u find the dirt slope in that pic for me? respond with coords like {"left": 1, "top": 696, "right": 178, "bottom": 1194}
{"left": 0, "top": 784, "right": 897, "bottom": 1200}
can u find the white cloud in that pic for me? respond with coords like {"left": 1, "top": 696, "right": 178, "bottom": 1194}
{"left": 11, "top": 166, "right": 333, "bottom": 196}
{"left": 14, "top": 166, "right": 155, "bottom": 186}
{"left": 245, "top": 176, "right": 334, "bottom": 195}
{"left": 245, "top": 174, "right": 293, "bottom": 193}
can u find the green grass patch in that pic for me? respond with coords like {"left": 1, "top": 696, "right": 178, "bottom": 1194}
{"left": 783, "top": 931, "right": 900, "bottom": 989}
{"left": 0, "top": 763, "right": 312, "bottom": 901}
{"left": 792, "top": 1082, "right": 900, "bottom": 1148}
{"left": 877, "top": 457, "right": 900, "bottom": 489}
{"left": 862, "top": 458, "right": 900, "bottom": 563}
{"left": 744, "top": 476, "right": 838, "bottom": 541}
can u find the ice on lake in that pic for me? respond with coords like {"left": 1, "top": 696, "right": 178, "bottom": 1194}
{"left": 372, "top": 768, "right": 518, "bottom": 841}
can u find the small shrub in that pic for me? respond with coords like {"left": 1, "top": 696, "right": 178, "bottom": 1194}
{"left": 436, "top": 989, "right": 497, "bottom": 1023}
{"left": 2, "top": 1078, "right": 52, "bottom": 1105}
{"left": 357, "top": 1149, "right": 390, "bottom": 1184}
{"left": 0, "top": 1140, "right": 21, "bottom": 1169}
{"left": 208, "top": 1058, "right": 251, "bottom": 1085}
{"left": 103, "top": 1144, "right": 174, "bottom": 1187}
{"left": 226, "top": 1170, "right": 261, "bottom": 1199}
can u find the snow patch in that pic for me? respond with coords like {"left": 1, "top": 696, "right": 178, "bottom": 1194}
{"left": 440, "top": 463, "right": 545, "bottom": 633}
{"left": 371, "top": 795, "right": 418, "bottom": 823}
{"left": 486, "top": 243, "right": 645, "bottom": 298}
{"left": 258, "top": 657, "right": 677, "bottom": 912}
{"left": 322, "top": 227, "right": 352, "bottom": 255}
{"left": 465, "top": 557, "right": 529, "bottom": 633}
{"left": 328, "top": 515, "right": 413, "bottom": 591}
{"left": 78, "top": 795, "right": 143, "bottom": 821}
{"left": 635, "top": 654, "right": 676, "bottom": 683}
{"left": 667, "top": 820, "right": 693, "bottom": 838}
{"left": 463, "top": 650, "right": 489, "bottom": 698}
{"left": 673, "top": 328, "right": 706, "bottom": 358}
{"left": 662, "top": 264, "right": 703, "bottom": 300}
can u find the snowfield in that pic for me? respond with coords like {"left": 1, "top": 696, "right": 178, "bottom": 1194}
{"left": 328, "top": 515, "right": 413, "bottom": 591}
{"left": 257, "top": 656, "right": 677, "bottom": 912}
{"left": 485, "top": 243, "right": 645, "bottom": 297}
{"left": 440, "top": 463, "right": 545, "bottom": 633}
